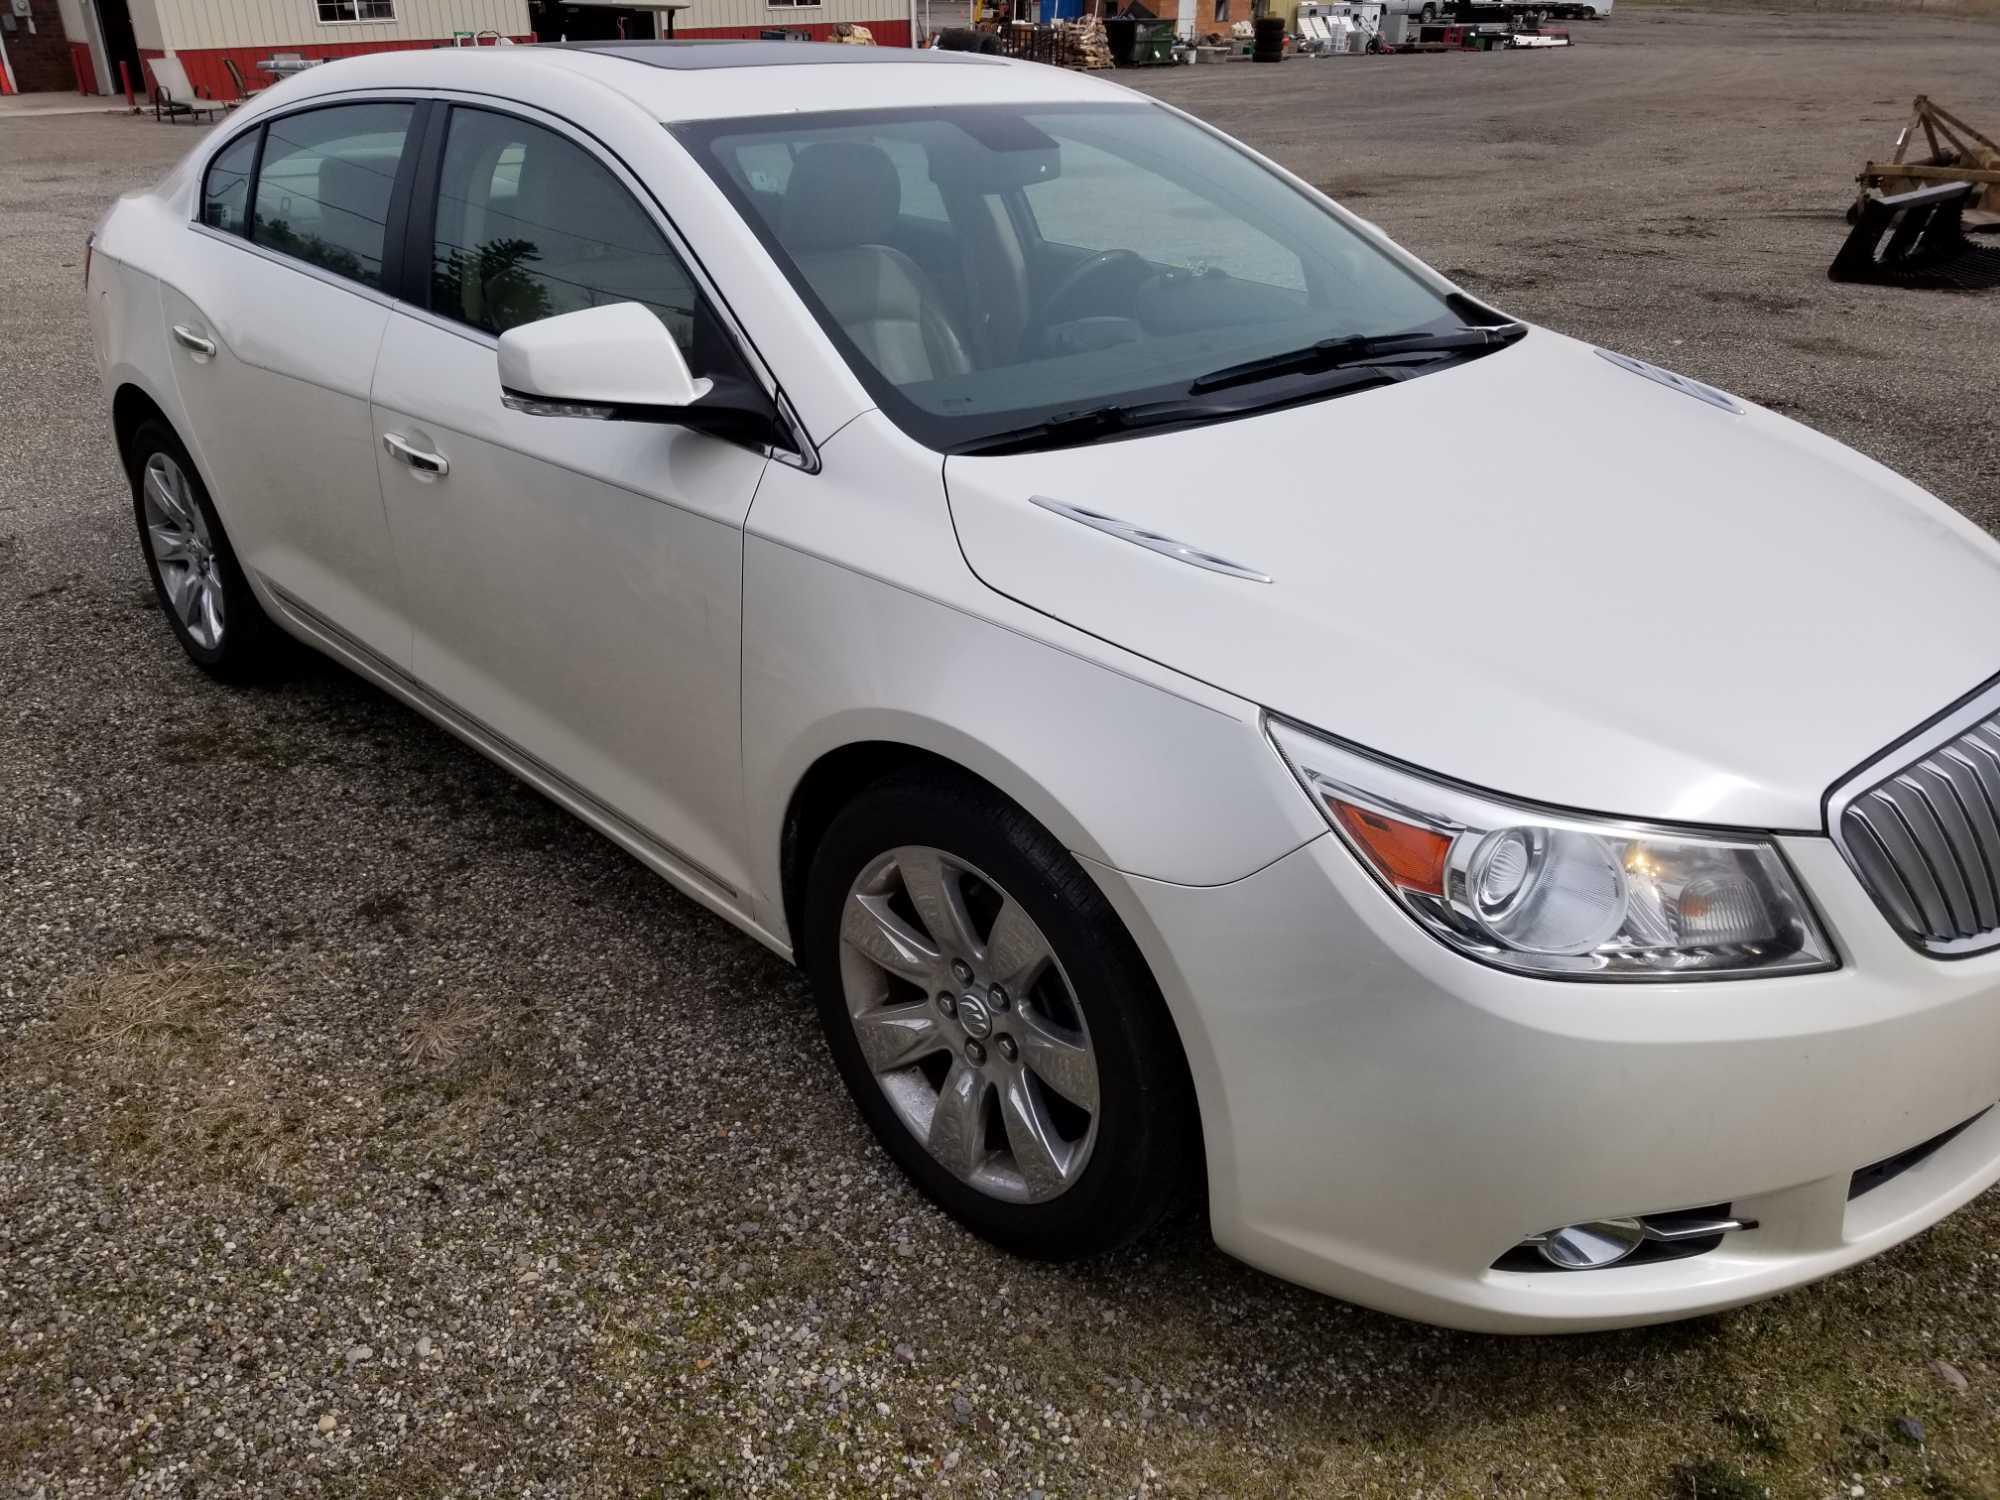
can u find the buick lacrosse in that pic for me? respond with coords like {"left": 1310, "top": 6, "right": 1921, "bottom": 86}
{"left": 88, "top": 41, "right": 2000, "bottom": 1332}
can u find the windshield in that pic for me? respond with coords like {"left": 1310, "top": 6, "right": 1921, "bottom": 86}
{"left": 675, "top": 102, "right": 1503, "bottom": 453}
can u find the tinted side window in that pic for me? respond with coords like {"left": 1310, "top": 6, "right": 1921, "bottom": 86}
{"left": 253, "top": 103, "right": 415, "bottom": 288}
{"left": 201, "top": 130, "right": 257, "bottom": 236}
{"left": 430, "top": 108, "right": 712, "bottom": 365}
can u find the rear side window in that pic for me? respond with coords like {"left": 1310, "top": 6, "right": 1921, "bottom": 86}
{"left": 428, "top": 107, "right": 717, "bottom": 364}
{"left": 253, "top": 103, "right": 415, "bottom": 288}
{"left": 201, "top": 131, "right": 257, "bottom": 235}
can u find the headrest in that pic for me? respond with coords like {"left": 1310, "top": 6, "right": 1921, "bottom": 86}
{"left": 781, "top": 141, "right": 902, "bottom": 252}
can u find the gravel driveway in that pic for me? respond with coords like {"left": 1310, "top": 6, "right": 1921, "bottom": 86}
{"left": 5, "top": 9, "right": 2000, "bottom": 1495}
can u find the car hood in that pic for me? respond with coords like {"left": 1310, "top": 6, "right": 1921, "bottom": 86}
{"left": 944, "top": 329, "right": 2000, "bottom": 832}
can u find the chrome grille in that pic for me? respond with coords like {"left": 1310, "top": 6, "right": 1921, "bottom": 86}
{"left": 1838, "top": 713, "right": 2000, "bottom": 955}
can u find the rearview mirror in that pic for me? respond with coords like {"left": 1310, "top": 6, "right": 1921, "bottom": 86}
{"left": 497, "top": 302, "right": 712, "bottom": 417}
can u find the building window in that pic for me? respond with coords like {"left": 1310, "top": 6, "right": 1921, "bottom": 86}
{"left": 317, "top": 0, "right": 395, "bottom": 22}
{"left": 767, "top": 0, "right": 823, "bottom": 8}
{"left": 1213, "top": 0, "right": 1229, "bottom": 19}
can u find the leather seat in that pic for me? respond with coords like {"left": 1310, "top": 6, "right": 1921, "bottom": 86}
{"left": 780, "top": 142, "right": 972, "bottom": 385}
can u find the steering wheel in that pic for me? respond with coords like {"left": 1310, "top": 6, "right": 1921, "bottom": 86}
{"left": 1032, "top": 248, "right": 1151, "bottom": 337}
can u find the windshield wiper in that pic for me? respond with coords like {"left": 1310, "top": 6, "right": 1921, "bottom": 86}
{"left": 1188, "top": 322, "right": 1526, "bottom": 395}
{"left": 951, "top": 366, "right": 1399, "bottom": 457}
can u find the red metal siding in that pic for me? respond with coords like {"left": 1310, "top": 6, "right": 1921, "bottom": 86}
{"left": 145, "top": 36, "right": 533, "bottom": 101}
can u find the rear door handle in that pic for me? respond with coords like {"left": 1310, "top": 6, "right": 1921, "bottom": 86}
{"left": 382, "top": 432, "right": 449, "bottom": 478}
{"left": 170, "top": 324, "right": 215, "bottom": 357}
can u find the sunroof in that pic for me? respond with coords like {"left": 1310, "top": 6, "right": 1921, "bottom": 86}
{"left": 552, "top": 40, "right": 1005, "bottom": 69}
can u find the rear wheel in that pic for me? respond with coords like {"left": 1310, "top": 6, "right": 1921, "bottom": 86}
{"left": 127, "top": 418, "right": 284, "bottom": 680}
{"left": 802, "top": 770, "right": 1195, "bottom": 1258}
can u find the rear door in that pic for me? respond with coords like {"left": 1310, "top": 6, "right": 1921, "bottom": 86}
{"left": 367, "top": 102, "right": 773, "bottom": 899}
{"left": 161, "top": 101, "right": 424, "bottom": 668}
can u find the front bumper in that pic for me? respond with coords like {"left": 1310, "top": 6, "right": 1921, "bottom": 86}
{"left": 1087, "top": 833, "right": 2000, "bottom": 1333}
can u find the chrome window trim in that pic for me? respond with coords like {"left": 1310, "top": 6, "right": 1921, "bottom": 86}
{"left": 184, "top": 86, "right": 818, "bottom": 471}
{"left": 1828, "top": 672, "right": 2000, "bottom": 958}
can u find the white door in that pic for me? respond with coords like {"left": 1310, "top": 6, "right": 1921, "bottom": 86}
{"left": 369, "top": 104, "right": 770, "bottom": 897}
{"left": 161, "top": 102, "right": 421, "bottom": 668}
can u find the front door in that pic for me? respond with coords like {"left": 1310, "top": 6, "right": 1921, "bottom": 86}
{"left": 370, "top": 103, "right": 769, "bottom": 897}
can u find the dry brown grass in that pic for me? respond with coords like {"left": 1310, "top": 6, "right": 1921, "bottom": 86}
{"left": 37, "top": 956, "right": 321, "bottom": 1184}
{"left": 46, "top": 956, "right": 271, "bottom": 1050}
{"left": 399, "top": 995, "right": 503, "bottom": 1068}
{"left": 34, "top": 956, "right": 555, "bottom": 1188}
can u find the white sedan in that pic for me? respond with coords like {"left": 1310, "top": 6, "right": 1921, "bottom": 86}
{"left": 87, "top": 40, "right": 2000, "bottom": 1333}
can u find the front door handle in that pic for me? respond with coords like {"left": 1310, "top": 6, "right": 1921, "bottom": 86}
{"left": 382, "top": 432, "right": 449, "bottom": 478}
{"left": 170, "top": 324, "right": 216, "bottom": 357}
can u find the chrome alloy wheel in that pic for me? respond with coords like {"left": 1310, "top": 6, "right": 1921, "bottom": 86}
{"left": 142, "top": 452, "right": 224, "bottom": 650}
{"left": 838, "top": 846, "right": 1100, "bottom": 1203}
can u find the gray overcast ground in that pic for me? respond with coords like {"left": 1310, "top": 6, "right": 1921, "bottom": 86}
{"left": 5, "top": 8, "right": 2000, "bottom": 1496}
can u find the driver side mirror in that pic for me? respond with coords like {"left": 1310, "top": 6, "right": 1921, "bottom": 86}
{"left": 497, "top": 301, "right": 713, "bottom": 417}
{"left": 495, "top": 302, "right": 787, "bottom": 449}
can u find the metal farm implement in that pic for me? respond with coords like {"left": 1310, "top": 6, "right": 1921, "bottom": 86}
{"left": 1830, "top": 96, "right": 2000, "bottom": 288}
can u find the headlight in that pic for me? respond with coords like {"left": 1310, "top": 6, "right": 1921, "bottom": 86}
{"left": 1268, "top": 717, "right": 1835, "bottom": 980}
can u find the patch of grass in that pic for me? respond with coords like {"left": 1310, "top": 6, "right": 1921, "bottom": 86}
{"left": 1714, "top": 1406, "right": 1786, "bottom": 1457}
{"left": 399, "top": 995, "right": 502, "bottom": 1069}
{"left": 1667, "top": 1458, "right": 1766, "bottom": 1499}
{"left": 154, "top": 722, "right": 324, "bottom": 770}
{"left": 36, "top": 956, "right": 325, "bottom": 1185}
{"left": 47, "top": 956, "right": 269, "bottom": 1049}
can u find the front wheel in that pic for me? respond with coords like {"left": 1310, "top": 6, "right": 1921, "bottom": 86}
{"left": 802, "top": 770, "right": 1195, "bottom": 1259}
{"left": 1419, "top": 4, "right": 1438, "bottom": 20}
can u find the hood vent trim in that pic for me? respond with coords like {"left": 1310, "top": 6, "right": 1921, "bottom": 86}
{"left": 1029, "top": 496, "right": 1273, "bottom": 584}
{"left": 1593, "top": 348, "right": 1743, "bottom": 414}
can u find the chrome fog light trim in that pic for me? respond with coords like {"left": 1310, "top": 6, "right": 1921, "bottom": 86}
{"left": 1525, "top": 1218, "right": 1647, "bottom": 1270}
{"left": 1519, "top": 1211, "right": 1759, "bottom": 1270}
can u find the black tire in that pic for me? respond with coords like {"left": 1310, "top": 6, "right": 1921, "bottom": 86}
{"left": 127, "top": 417, "right": 285, "bottom": 681}
{"left": 803, "top": 768, "right": 1196, "bottom": 1260}
{"left": 976, "top": 30, "right": 1004, "bottom": 53}
{"left": 1419, "top": 3, "right": 1437, "bottom": 19}
{"left": 936, "top": 26, "right": 981, "bottom": 49}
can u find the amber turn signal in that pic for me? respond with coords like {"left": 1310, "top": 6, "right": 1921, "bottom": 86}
{"left": 1329, "top": 800, "right": 1451, "bottom": 897}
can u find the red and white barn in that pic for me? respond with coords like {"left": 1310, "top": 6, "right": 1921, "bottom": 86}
{"left": 3, "top": 0, "right": 915, "bottom": 101}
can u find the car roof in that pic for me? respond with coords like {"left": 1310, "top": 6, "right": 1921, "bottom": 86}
{"left": 262, "top": 40, "right": 1135, "bottom": 124}
{"left": 553, "top": 39, "right": 1002, "bottom": 70}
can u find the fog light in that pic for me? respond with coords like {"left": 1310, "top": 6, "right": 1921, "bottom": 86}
{"left": 1530, "top": 1218, "right": 1646, "bottom": 1270}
